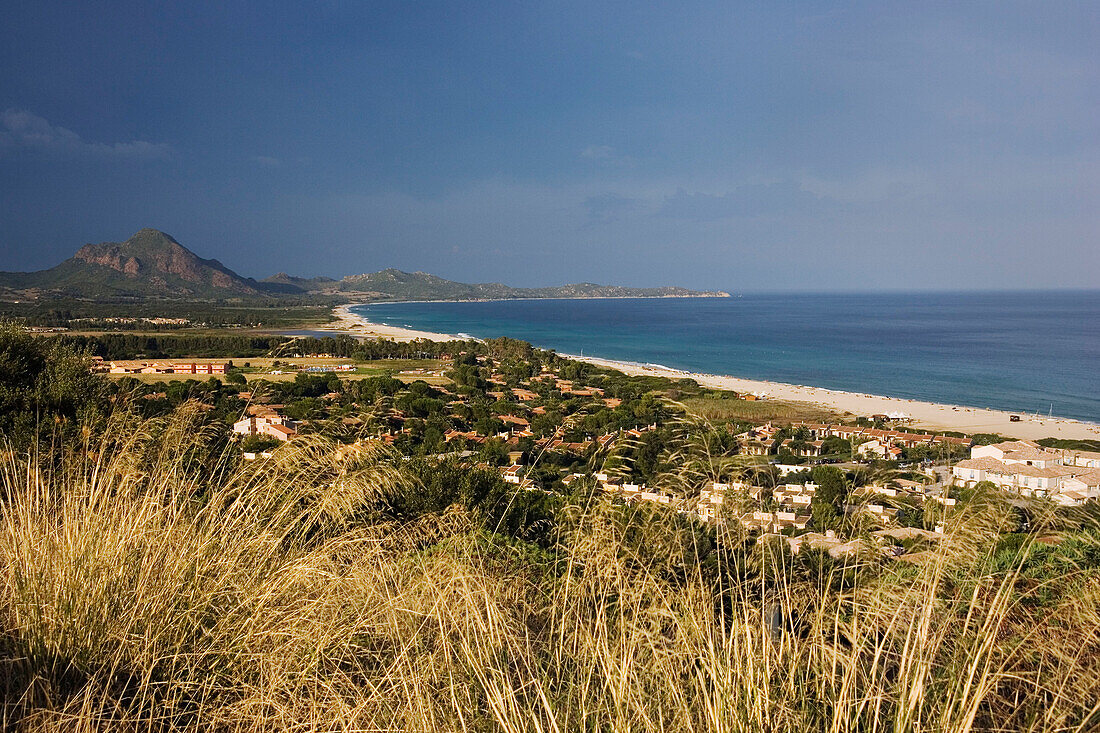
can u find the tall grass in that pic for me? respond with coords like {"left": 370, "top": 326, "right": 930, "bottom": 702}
{"left": 679, "top": 396, "right": 837, "bottom": 424}
{"left": 2, "top": 406, "right": 1099, "bottom": 731}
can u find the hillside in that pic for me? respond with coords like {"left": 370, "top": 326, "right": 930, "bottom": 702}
{"left": 337, "top": 268, "right": 730, "bottom": 300}
{"left": 0, "top": 229, "right": 277, "bottom": 299}
{"left": 0, "top": 229, "right": 729, "bottom": 302}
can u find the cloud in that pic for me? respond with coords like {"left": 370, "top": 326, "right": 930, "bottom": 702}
{"left": 580, "top": 144, "right": 614, "bottom": 160}
{"left": 583, "top": 193, "right": 646, "bottom": 223}
{"left": 253, "top": 155, "right": 282, "bottom": 167}
{"left": 0, "top": 109, "right": 171, "bottom": 160}
{"left": 657, "top": 181, "right": 823, "bottom": 221}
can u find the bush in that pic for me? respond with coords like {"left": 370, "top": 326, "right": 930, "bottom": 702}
{"left": 2, "top": 408, "right": 1100, "bottom": 730}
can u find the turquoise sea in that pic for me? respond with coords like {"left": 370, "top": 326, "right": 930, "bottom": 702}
{"left": 350, "top": 292, "right": 1100, "bottom": 424}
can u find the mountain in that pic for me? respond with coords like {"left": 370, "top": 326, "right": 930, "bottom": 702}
{"left": 335, "top": 268, "right": 729, "bottom": 300}
{"left": 261, "top": 272, "right": 339, "bottom": 293}
{"left": 0, "top": 229, "right": 729, "bottom": 302}
{"left": 0, "top": 229, "right": 277, "bottom": 299}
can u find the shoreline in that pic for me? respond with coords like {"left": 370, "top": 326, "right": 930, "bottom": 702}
{"left": 317, "top": 303, "right": 1100, "bottom": 442}
{"left": 312, "top": 304, "right": 465, "bottom": 342}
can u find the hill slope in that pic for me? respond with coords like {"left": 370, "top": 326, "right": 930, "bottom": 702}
{"left": 0, "top": 229, "right": 729, "bottom": 302}
{"left": 336, "top": 268, "right": 729, "bottom": 300}
{"left": 0, "top": 229, "right": 275, "bottom": 299}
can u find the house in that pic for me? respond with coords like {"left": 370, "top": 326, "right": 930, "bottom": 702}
{"left": 498, "top": 414, "right": 531, "bottom": 429}
{"left": 773, "top": 483, "right": 817, "bottom": 510}
{"left": 502, "top": 464, "right": 526, "bottom": 485}
{"left": 778, "top": 438, "right": 825, "bottom": 457}
{"left": 933, "top": 435, "right": 974, "bottom": 448}
{"left": 232, "top": 413, "right": 299, "bottom": 442}
{"left": 262, "top": 423, "right": 297, "bottom": 442}
{"left": 890, "top": 478, "right": 929, "bottom": 496}
{"left": 547, "top": 439, "right": 595, "bottom": 455}
{"left": 1060, "top": 449, "right": 1100, "bottom": 469}
{"left": 108, "top": 360, "right": 228, "bottom": 375}
{"left": 738, "top": 437, "right": 776, "bottom": 456}
{"left": 567, "top": 387, "right": 604, "bottom": 397}
{"left": 952, "top": 440, "right": 1100, "bottom": 505}
{"left": 170, "top": 362, "right": 228, "bottom": 375}
{"left": 745, "top": 511, "right": 811, "bottom": 533}
{"left": 971, "top": 440, "right": 1062, "bottom": 468}
{"left": 857, "top": 439, "right": 903, "bottom": 460}
{"left": 694, "top": 482, "right": 738, "bottom": 522}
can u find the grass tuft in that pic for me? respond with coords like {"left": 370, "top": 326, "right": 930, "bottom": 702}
{"left": 2, "top": 408, "right": 1099, "bottom": 730}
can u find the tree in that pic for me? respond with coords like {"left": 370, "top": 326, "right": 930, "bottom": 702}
{"left": 810, "top": 465, "right": 848, "bottom": 531}
{"left": 240, "top": 434, "right": 280, "bottom": 453}
{"left": 0, "top": 325, "right": 109, "bottom": 451}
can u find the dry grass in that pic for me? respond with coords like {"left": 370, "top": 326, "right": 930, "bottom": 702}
{"left": 680, "top": 395, "right": 840, "bottom": 424}
{"left": 1, "top": 407, "right": 1099, "bottom": 731}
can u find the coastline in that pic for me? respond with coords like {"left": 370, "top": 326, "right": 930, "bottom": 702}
{"left": 321, "top": 303, "right": 1100, "bottom": 441}
{"left": 314, "top": 304, "right": 464, "bottom": 342}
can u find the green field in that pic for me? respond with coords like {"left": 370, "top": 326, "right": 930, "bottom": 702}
{"left": 107, "top": 357, "right": 451, "bottom": 385}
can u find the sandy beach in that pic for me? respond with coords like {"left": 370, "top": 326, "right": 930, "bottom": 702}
{"left": 574, "top": 357, "right": 1100, "bottom": 441}
{"left": 323, "top": 304, "right": 1100, "bottom": 441}
{"left": 315, "top": 304, "right": 462, "bottom": 342}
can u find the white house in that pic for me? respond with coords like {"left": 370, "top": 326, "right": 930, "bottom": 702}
{"left": 953, "top": 440, "right": 1100, "bottom": 505}
{"left": 233, "top": 413, "right": 299, "bottom": 442}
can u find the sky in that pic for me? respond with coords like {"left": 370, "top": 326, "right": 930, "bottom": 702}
{"left": 0, "top": 1, "right": 1097, "bottom": 292}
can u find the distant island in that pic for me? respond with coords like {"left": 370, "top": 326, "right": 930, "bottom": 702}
{"left": 0, "top": 228, "right": 730, "bottom": 302}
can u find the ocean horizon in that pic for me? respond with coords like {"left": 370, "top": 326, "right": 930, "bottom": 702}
{"left": 349, "top": 291, "right": 1100, "bottom": 424}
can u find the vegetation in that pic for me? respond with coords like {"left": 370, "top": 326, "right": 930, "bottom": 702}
{"left": 338, "top": 268, "right": 729, "bottom": 299}
{"left": 3, "top": 327, "right": 1100, "bottom": 730}
{"left": 681, "top": 393, "right": 839, "bottom": 423}
{"left": 0, "top": 227, "right": 725, "bottom": 303}
{"left": 1038, "top": 437, "right": 1100, "bottom": 452}
{"left": 1, "top": 300, "right": 333, "bottom": 329}
{"left": 0, "top": 324, "right": 110, "bottom": 451}
{"left": 2, "top": 409, "right": 1100, "bottom": 729}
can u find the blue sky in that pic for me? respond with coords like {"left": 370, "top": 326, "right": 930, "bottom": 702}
{"left": 0, "top": 1, "right": 1097, "bottom": 291}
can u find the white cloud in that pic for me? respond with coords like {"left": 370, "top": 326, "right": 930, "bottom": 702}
{"left": 0, "top": 109, "right": 171, "bottom": 160}
{"left": 580, "top": 144, "right": 614, "bottom": 160}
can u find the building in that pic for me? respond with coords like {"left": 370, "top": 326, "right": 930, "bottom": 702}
{"left": 857, "top": 439, "right": 903, "bottom": 460}
{"left": 303, "top": 364, "right": 355, "bottom": 372}
{"left": 232, "top": 413, "right": 299, "bottom": 442}
{"left": 108, "top": 360, "right": 228, "bottom": 375}
{"left": 512, "top": 388, "right": 539, "bottom": 401}
{"left": 170, "top": 362, "right": 228, "bottom": 375}
{"left": 1059, "top": 449, "right": 1100, "bottom": 469}
{"left": 952, "top": 440, "right": 1100, "bottom": 505}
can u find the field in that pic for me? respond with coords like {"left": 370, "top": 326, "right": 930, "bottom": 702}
{"left": 681, "top": 394, "right": 840, "bottom": 423}
{"left": 105, "top": 357, "right": 453, "bottom": 385}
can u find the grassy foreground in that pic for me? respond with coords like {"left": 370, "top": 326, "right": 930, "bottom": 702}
{"left": 2, "top": 408, "right": 1100, "bottom": 731}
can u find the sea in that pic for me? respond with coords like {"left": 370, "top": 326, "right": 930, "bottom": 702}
{"left": 347, "top": 291, "right": 1100, "bottom": 424}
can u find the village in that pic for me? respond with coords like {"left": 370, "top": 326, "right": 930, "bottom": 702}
{"left": 95, "top": 337, "right": 1100, "bottom": 562}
